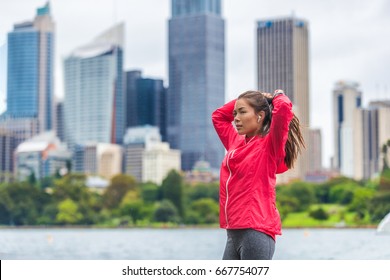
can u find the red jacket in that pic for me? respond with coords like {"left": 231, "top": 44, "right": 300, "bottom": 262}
{"left": 212, "top": 94, "right": 293, "bottom": 240}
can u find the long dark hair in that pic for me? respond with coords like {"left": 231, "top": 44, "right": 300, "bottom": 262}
{"left": 238, "top": 90, "right": 305, "bottom": 169}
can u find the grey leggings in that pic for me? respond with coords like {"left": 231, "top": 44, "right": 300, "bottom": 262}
{"left": 222, "top": 229, "right": 275, "bottom": 260}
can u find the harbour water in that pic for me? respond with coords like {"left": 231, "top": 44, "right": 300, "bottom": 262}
{"left": 1, "top": 228, "right": 389, "bottom": 260}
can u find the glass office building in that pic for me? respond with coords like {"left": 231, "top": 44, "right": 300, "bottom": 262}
{"left": 168, "top": 0, "right": 225, "bottom": 170}
{"left": 64, "top": 23, "right": 124, "bottom": 147}
{"left": 0, "top": 43, "right": 6, "bottom": 114}
{"left": 6, "top": 2, "right": 54, "bottom": 132}
{"left": 125, "top": 71, "right": 167, "bottom": 141}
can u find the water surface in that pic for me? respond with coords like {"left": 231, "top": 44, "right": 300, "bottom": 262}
{"left": 1, "top": 228, "right": 389, "bottom": 260}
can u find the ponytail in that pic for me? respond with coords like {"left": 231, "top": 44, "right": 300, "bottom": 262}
{"left": 284, "top": 114, "right": 305, "bottom": 169}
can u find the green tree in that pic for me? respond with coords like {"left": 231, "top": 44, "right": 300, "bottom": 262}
{"left": 120, "top": 200, "right": 143, "bottom": 225}
{"left": 119, "top": 190, "right": 143, "bottom": 225}
{"left": 0, "top": 182, "right": 50, "bottom": 225}
{"left": 0, "top": 186, "right": 15, "bottom": 225}
{"left": 56, "top": 198, "right": 83, "bottom": 224}
{"left": 348, "top": 188, "right": 375, "bottom": 212}
{"left": 329, "top": 181, "right": 361, "bottom": 205}
{"left": 381, "top": 140, "right": 390, "bottom": 172}
{"left": 188, "top": 198, "right": 219, "bottom": 224}
{"left": 28, "top": 172, "right": 37, "bottom": 186}
{"left": 186, "top": 182, "right": 219, "bottom": 203}
{"left": 277, "top": 181, "right": 316, "bottom": 211}
{"left": 161, "top": 170, "right": 184, "bottom": 217}
{"left": 103, "top": 174, "right": 137, "bottom": 209}
{"left": 313, "top": 183, "right": 332, "bottom": 203}
{"left": 309, "top": 207, "right": 329, "bottom": 220}
{"left": 51, "top": 174, "right": 103, "bottom": 224}
{"left": 39, "top": 176, "right": 54, "bottom": 189}
{"left": 153, "top": 199, "right": 180, "bottom": 223}
{"left": 368, "top": 193, "right": 390, "bottom": 223}
{"left": 140, "top": 182, "right": 159, "bottom": 203}
{"left": 369, "top": 167, "right": 390, "bottom": 223}
{"left": 38, "top": 202, "right": 58, "bottom": 225}
{"left": 276, "top": 195, "right": 300, "bottom": 220}
{"left": 378, "top": 169, "right": 390, "bottom": 193}
{"left": 51, "top": 173, "right": 88, "bottom": 202}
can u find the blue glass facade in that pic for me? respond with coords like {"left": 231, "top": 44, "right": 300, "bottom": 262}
{"left": 172, "top": 0, "right": 221, "bottom": 17}
{"left": 114, "top": 47, "right": 124, "bottom": 144}
{"left": 45, "top": 33, "right": 54, "bottom": 130}
{"left": 6, "top": 3, "right": 55, "bottom": 132}
{"left": 7, "top": 28, "right": 39, "bottom": 118}
{"left": 125, "top": 71, "right": 167, "bottom": 141}
{"left": 64, "top": 24, "right": 124, "bottom": 148}
{"left": 168, "top": 0, "right": 225, "bottom": 170}
{"left": 125, "top": 70, "right": 142, "bottom": 128}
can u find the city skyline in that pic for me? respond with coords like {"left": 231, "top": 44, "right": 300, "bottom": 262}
{"left": 1, "top": 0, "right": 389, "bottom": 168}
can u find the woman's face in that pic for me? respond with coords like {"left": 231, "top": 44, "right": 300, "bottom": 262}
{"left": 233, "top": 98, "right": 260, "bottom": 137}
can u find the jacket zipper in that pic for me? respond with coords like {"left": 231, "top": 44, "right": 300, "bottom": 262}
{"left": 224, "top": 137, "right": 256, "bottom": 227}
{"left": 225, "top": 149, "right": 236, "bottom": 228}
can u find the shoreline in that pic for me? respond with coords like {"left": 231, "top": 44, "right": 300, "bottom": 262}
{"left": 0, "top": 224, "right": 378, "bottom": 230}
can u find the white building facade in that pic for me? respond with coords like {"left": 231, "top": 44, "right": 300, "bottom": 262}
{"left": 124, "top": 126, "right": 181, "bottom": 184}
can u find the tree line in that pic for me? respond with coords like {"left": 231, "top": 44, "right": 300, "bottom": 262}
{"left": 277, "top": 168, "right": 390, "bottom": 225}
{"left": 0, "top": 166, "right": 390, "bottom": 227}
{"left": 0, "top": 170, "right": 219, "bottom": 226}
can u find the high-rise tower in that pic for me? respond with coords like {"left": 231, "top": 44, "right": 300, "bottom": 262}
{"left": 125, "top": 71, "right": 167, "bottom": 141}
{"left": 333, "top": 81, "right": 362, "bottom": 178}
{"left": 63, "top": 23, "right": 124, "bottom": 147}
{"left": 257, "top": 17, "right": 310, "bottom": 181}
{"left": 168, "top": 0, "right": 225, "bottom": 170}
{"left": 6, "top": 2, "right": 55, "bottom": 132}
{"left": 0, "top": 42, "right": 6, "bottom": 114}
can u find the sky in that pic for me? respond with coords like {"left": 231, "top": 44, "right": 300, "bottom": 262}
{"left": 0, "top": 0, "right": 389, "bottom": 168}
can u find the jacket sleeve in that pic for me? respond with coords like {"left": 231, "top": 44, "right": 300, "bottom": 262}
{"left": 268, "top": 94, "right": 294, "bottom": 161}
{"left": 212, "top": 99, "right": 239, "bottom": 151}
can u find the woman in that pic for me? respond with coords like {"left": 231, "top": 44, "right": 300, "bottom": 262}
{"left": 212, "top": 89, "right": 305, "bottom": 260}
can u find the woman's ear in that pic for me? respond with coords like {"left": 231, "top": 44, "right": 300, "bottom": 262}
{"left": 257, "top": 111, "right": 266, "bottom": 123}
{"left": 259, "top": 111, "right": 265, "bottom": 120}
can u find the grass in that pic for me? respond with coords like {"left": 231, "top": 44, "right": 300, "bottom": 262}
{"left": 281, "top": 204, "right": 376, "bottom": 228}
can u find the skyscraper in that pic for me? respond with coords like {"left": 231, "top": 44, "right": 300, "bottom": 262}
{"left": 125, "top": 71, "right": 168, "bottom": 141}
{"left": 125, "top": 70, "right": 142, "bottom": 128}
{"left": 307, "top": 128, "right": 322, "bottom": 174}
{"left": 353, "top": 107, "right": 379, "bottom": 180}
{"left": 370, "top": 100, "right": 390, "bottom": 172}
{"left": 333, "top": 81, "right": 362, "bottom": 178}
{"left": 0, "top": 128, "right": 17, "bottom": 181}
{"left": 257, "top": 16, "right": 310, "bottom": 181}
{"left": 63, "top": 23, "right": 124, "bottom": 147}
{"left": 55, "top": 99, "right": 64, "bottom": 141}
{"left": 0, "top": 42, "right": 6, "bottom": 114}
{"left": 168, "top": 0, "right": 225, "bottom": 170}
{"left": 6, "top": 2, "right": 55, "bottom": 132}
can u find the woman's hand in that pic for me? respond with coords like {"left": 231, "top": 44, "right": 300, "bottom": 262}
{"left": 273, "top": 89, "right": 285, "bottom": 96}
{"left": 261, "top": 92, "right": 274, "bottom": 105}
